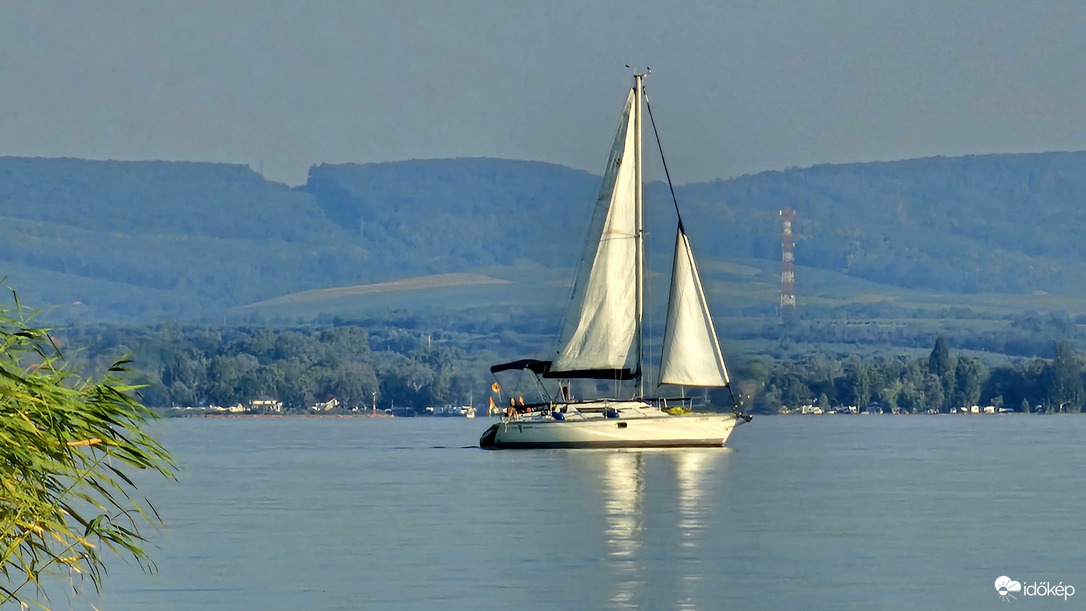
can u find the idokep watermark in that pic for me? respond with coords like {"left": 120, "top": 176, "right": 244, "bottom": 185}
{"left": 995, "top": 576, "right": 1075, "bottom": 602}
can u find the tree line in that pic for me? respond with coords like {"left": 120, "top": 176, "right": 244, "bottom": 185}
{"left": 60, "top": 323, "right": 499, "bottom": 411}
{"left": 54, "top": 322, "right": 1086, "bottom": 415}
{"left": 741, "top": 336, "right": 1084, "bottom": 414}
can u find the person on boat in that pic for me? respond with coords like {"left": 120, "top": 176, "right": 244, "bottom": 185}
{"left": 505, "top": 397, "right": 534, "bottom": 418}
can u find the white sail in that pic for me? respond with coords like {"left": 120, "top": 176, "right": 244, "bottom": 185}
{"left": 659, "top": 226, "right": 730, "bottom": 387}
{"left": 552, "top": 89, "right": 640, "bottom": 376}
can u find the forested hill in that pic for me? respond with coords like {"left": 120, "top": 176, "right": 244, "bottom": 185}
{"left": 301, "top": 159, "right": 601, "bottom": 274}
{"left": 3, "top": 151, "right": 1086, "bottom": 323}
{"left": 688, "top": 152, "right": 1086, "bottom": 294}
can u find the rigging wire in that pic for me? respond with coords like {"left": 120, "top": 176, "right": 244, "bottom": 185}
{"left": 644, "top": 83, "right": 744, "bottom": 416}
{"left": 643, "top": 83, "right": 680, "bottom": 391}
{"left": 643, "top": 87, "right": 685, "bottom": 234}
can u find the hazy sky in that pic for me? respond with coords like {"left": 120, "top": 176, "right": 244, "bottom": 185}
{"left": 3, "top": 1, "right": 1085, "bottom": 186}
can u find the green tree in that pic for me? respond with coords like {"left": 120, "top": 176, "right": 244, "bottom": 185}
{"left": 778, "top": 374, "right": 811, "bottom": 410}
{"left": 927, "top": 336, "right": 955, "bottom": 411}
{"left": 323, "top": 362, "right": 378, "bottom": 409}
{"left": 1045, "top": 341, "right": 1083, "bottom": 412}
{"left": 277, "top": 358, "right": 318, "bottom": 409}
{"left": 952, "top": 356, "right": 988, "bottom": 409}
{"left": 381, "top": 357, "right": 437, "bottom": 409}
{"left": 0, "top": 300, "right": 174, "bottom": 608}
{"left": 845, "top": 356, "right": 873, "bottom": 408}
{"left": 928, "top": 335, "right": 952, "bottom": 377}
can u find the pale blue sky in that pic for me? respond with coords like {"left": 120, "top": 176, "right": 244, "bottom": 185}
{"left": 2, "top": 0, "right": 1085, "bottom": 186}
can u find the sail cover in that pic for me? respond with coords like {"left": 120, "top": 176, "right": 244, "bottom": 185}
{"left": 659, "top": 226, "right": 730, "bottom": 387}
{"left": 551, "top": 89, "right": 640, "bottom": 378}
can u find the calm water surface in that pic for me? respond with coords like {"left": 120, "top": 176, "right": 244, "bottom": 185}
{"left": 54, "top": 415, "right": 1086, "bottom": 609}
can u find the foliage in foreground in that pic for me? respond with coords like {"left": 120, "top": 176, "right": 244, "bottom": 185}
{"left": 0, "top": 298, "right": 174, "bottom": 608}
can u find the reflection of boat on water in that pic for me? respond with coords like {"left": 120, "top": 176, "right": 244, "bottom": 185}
{"left": 564, "top": 449, "right": 728, "bottom": 607}
{"left": 479, "top": 72, "right": 751, "bottom": 449}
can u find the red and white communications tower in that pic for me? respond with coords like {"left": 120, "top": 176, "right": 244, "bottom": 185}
{"left": 780, "top": 207, "right": 796, "bottom": 313}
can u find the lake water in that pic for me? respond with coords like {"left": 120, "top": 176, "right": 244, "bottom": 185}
{"left": 43, "top": 415, "right": 1085, "bottom": 609}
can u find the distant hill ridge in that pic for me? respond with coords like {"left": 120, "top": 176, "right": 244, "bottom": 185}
{"left": 3, "top": 151, "right": 1086, "bottom": 322}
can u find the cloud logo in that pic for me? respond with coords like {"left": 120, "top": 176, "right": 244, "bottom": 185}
{"left": 995, "top": 576, "right": 1022, "bottom": 601}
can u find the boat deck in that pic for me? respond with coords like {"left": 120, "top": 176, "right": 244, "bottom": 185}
{"left": 506, "top": 401, "right": 670, "bottom": 423}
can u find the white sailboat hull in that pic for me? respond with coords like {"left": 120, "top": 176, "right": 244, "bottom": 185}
{"left": 480, "top": 409, "right": 740, "bottom": 449}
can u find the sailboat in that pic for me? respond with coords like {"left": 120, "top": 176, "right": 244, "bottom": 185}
{"left": 478, "top": 71, "right": 752, "bottom": 449}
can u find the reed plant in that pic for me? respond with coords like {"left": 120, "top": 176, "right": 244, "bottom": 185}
{"left": 0, "top": 292, "right": 174, "bottom": 609}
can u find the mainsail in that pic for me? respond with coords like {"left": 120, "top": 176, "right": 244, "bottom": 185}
{"left": 658, "top": 225, "right": 730, "bottom": 387}
{"left": 551, "top": 78, "right": 729, "bottom": 390}
{"left": 551, "top": 89, "right": 640, "bottom": 379}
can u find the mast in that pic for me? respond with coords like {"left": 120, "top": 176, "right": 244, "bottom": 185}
{"left": 634, "top": 73, "right": 645, "bottom": 399}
